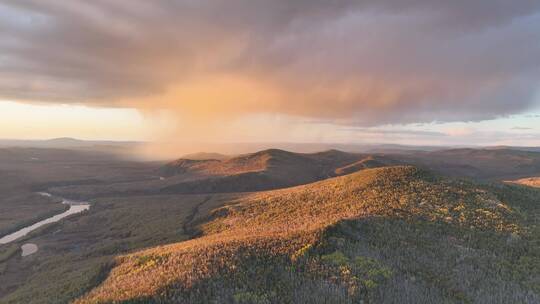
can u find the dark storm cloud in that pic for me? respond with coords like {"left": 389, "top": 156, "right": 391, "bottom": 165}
{"left": 1, "top": 0, "right": 539, "bottom": 125}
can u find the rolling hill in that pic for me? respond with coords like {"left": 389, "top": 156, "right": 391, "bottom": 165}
{"left": 162, "top": 148, "right": 540, "bottom": 185}
{"left": 43, "top": 147, "right": 540, "bottom": 200}
{"left": 158, "top": 149, "right": 397, "bottom": 194}
{"left": 75, "top": 166, "right": 540, "bottom": 304}
{"left": 44, "top": 149, "right": 396, "bottom": 199}
{"left": 396, "top": 148, "right": 540, "bottom": 180}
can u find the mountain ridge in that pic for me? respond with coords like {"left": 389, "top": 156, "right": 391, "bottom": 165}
{"left": 76, "top": 166, "right": 539, "bottom": 304}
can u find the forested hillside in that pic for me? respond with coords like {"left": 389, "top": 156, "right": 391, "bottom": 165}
{"left": 77, "top": 167, "right": 540, "bottom": 304}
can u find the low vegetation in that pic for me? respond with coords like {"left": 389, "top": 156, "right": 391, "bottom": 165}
{"left": 0, "top": 192, "right": 66, "bottom": 237}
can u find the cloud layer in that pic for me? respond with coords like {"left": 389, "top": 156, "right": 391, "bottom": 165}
{"left": 1, "top": 0, "right": 540, "bottom": 126}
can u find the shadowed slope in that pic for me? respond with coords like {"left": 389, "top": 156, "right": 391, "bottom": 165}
{"left": 397, "top": 148, "right": 540, "bottom": 180}
{"left": 76, "top": 167, "right": 539, "bottom": 304}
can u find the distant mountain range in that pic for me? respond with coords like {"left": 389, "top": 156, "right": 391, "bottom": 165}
{"left": 0, "top": 137, "right": 139, "bottom": 148}
{"left": 160, "top": 147, "right": 540, "bottom": 194}
{"left": 2, "top": 138, "right": 539, "bottom": 158}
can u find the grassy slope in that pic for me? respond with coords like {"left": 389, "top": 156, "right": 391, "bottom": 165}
{"left": 509, "top": 177, "right": 540, "bottom": 188}
{"left": 76, "top": 166, "right": 540, "bottom": 304}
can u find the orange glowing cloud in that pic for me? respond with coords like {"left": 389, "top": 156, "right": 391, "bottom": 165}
{"left": 1, "top": 0, "right": 539, "bottom": 139}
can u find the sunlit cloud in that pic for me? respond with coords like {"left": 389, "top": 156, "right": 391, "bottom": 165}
{"left": 0, "top": 1, "right": 539, "bottom": 146}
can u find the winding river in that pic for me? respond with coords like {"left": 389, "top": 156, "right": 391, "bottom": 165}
{"left": 0, "top": 193, "right": 90, "bottom": 245}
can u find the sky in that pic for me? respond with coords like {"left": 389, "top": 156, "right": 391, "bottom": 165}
{"left": 0, "top": 1, "right": 539, "bottom": 146}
